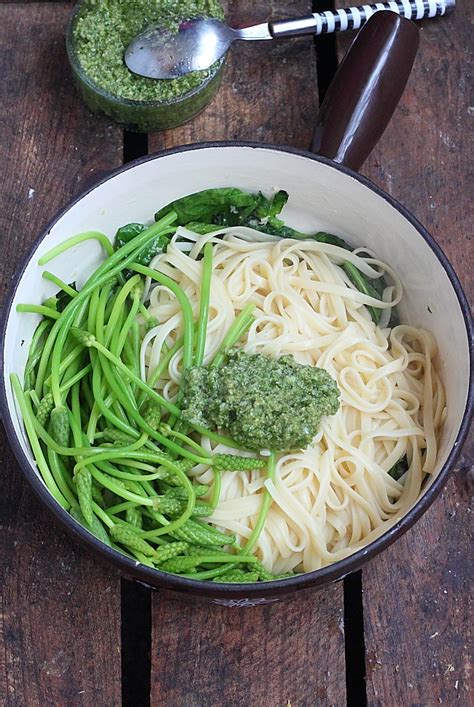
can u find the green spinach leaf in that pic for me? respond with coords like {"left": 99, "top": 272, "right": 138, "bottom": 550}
{"left": 155, "top": 188, "right": 289, "bottom": 229}
{"left": 43, "top": 282, "right": 77, "bottom": 313}
{"left": 388, "top": 456, "right": 409, "bottom": 481}
{"left": 114, "top": 222, "right": 170, "bottom": 269}
{"left": 342, "top": 261, "right": 384, "bottom": 324}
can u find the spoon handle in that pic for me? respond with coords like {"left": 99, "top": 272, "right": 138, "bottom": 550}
{"left": 269, "top": 0, "right": 455, "bottom": 37}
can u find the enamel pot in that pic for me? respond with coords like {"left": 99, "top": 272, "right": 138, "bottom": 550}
{"left": 1, "top": 13, "right": 472, "bottom": 605}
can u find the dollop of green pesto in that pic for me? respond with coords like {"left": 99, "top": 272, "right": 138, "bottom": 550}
{"left": 73, "top": 0, "right": 224, "bottom": 102}
{"left": 181, "top": 351, "right": 340, "bottom": 452}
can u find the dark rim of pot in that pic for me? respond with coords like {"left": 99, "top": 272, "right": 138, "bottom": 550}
{"left": 1, "top": 141, "right": 472, "bottom": 597}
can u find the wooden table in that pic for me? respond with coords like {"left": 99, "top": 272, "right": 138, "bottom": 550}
{"left": 1, "top": 2, "right": 472, "bottom": 705}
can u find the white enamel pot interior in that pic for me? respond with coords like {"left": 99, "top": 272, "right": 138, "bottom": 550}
{"left": 1, "top": 144, "right": 472, "bottom": 603}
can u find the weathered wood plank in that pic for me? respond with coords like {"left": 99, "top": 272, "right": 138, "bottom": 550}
{"left": 0, "top": 5, "right": 122, "bottom": 299}
{"left": 361, "top": 465, "right": 472, "bottom": 706}
{"left": 0, "top": 5, "right": 123, "bottom": 706}
{"left": 149, "top": 1, "right": 320, "bottom": 150}
{"left": 335, "top": 2, "right": 473, "bottom": 704}
{"left": 151, "top": 591, "right": 346, "bottom": 706}
{"left": 150, "top": 2, "right": 346, "bottom": 706}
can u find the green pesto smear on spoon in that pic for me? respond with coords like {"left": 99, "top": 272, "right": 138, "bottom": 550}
{"left": 73, "top": 0, "right": 224, "bottom": 102}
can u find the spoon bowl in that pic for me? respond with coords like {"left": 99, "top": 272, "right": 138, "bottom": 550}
{"left": 125, "top": 18, "right": 270, "bottom": 80}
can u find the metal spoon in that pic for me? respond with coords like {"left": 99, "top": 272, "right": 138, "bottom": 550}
{"left": 125, "top": 0, "right": 454, "bottom": 80}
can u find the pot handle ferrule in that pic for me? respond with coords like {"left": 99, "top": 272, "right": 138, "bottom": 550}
{"left": 312, "top": 11, "right": 419, "bottom": 172}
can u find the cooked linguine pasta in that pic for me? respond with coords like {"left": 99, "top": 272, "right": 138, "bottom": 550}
{"left": 141, "top": 226, "right": 445, "bottom": 574}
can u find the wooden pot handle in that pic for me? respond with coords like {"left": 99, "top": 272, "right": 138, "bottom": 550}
{"left": 312, "top": 11, "right": 419, "bottom": 172}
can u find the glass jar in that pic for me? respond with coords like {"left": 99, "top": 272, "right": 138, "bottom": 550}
{"left": 66, "top": 3, "right": 225, "bottom": 133}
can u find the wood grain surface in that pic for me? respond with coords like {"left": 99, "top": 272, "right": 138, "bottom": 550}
{"left": 152, "top": 591, "right": 346, "bottom": 706}
{"left": 335, "top": 1, "right": 473, "bottom": 704}
{"left": 0, "top": 5, "right": 123, "bottom": 706}
{"left": 150, "top": 2, "right": 347, "bottom": 705}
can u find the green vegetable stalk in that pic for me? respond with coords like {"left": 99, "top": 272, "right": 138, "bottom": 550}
{"left": 74, "top": 467, "right": 94, "bottom": 527}
{"left": 70, "top": 505, "right": 112, "bottom": 546}
{"left": 110, "top": 525, "right": 156, "bottom": 557}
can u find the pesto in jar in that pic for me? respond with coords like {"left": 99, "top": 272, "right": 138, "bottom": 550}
{"left": 73, "top": 0, "right": 224, "bottom": 102}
